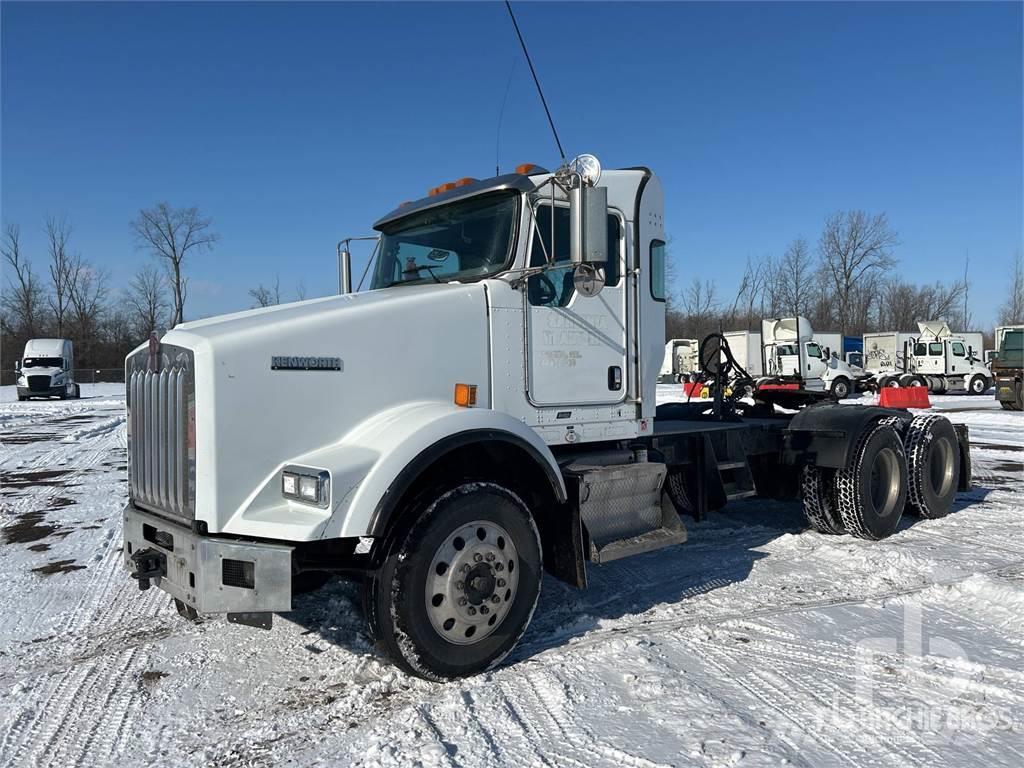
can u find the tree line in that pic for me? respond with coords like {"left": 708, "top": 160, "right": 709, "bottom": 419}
{"left": 1, "top": 204, "right": 217, "bottom": 374}
{"left": 666, "top": 209, "right": 1024, "bottom": 349}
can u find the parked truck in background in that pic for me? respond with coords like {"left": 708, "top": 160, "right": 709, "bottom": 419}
{"left": 871, "top": 322, "right": 991, "bottom": 394}
{"left": 761, "top": 317, "right": 868, "bottom": 399}
{"left": 121, "top": 158, "right": 972, "bottom": 680}
{"left": 16, "top": 339, "right": 79, "bottom": 401}
{"left": 659, "top": 338, "right": 699, "bottom": 382}
{"left": 993, "top": 326, "right": 1024, "bottom": 410}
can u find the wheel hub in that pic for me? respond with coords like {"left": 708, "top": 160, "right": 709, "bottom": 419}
{"left": 425, "top": 520, "right": 520, "bottom": 645}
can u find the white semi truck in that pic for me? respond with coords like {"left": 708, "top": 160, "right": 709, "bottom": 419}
{"left": 870, "top": 322, "right": 991, "bottom": 394}
{"left": 659, "top": 338, "right": 699, "bottom": 382}
{"left": 760, "top": 318, "right": 868, "bottom": 399}
{"left": 122, "top": 158, "right": 972, "bottom": 680}
{"left": 15, "top": 338, "right": 80, "bottom": 401}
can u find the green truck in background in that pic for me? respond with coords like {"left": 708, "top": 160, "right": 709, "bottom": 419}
{"left": 993, "top": 326, "right": 1024, "bottom": 410}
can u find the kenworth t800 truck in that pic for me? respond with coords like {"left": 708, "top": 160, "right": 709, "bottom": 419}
{"left": 123, "top": 158, "right": 972, "bottom": 680}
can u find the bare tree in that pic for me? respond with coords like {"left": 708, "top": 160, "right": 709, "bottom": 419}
{"left": 998, "top": 250, "right": 1024, "bottom": 326}
{"left": 249, "top": 275, "right": 282, "bottom": 308}
{"left": 295, "top": 281, "right": 307, "bottom": 301}
{"left": 1, "top": 223, "right": 45, "bottom": 335}
{"left": 45, "top": 215, "right": 80, "bottom": 335}
{"left": 131, "top": 203, "right": 219, "bottom": 326}
{"left": 774, "top": 238, "right": 814, "bottom": 318}
{"left": 126, "top": 265, "right": 170, "bottom": 338}
{"left": 818, "top": 210, "right": 898, "bottom": 336}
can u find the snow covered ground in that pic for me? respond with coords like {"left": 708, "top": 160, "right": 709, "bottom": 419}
{"left": 1, "top": 384, "right": 1021, "bottom": 767}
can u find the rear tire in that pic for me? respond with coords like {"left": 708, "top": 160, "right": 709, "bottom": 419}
{"left": 363, "top": 483, "right": 542, "bottom": 681}
{"left": 900, "top": 374, "right": 926, "bottom": 388}
{"left": 835, "top": 423, "right": 908, "bottom": 540}
{"left": 904, "top": 415, "right": 960, "bottom": 519}
{"left": 829, "top": 377, "right": 851, "bottom": 400}
{"left": 968, "top": 375, "right": 987, "bottom": 395}
{"left": 801, "top": 466, "right": 844, "bottom": 534}
{"left": 1000, "top": 400, "right": 1020, "bottom": 411}
{"left": 666, "top": 469, "right": 696, "bottom": 516}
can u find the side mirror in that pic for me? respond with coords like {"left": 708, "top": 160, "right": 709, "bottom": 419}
{"left": 569, "top": 184, "right": 608, "bottom": 267}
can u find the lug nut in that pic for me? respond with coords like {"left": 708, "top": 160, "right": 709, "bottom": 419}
{"left": 473, "top": 553, "right": 483, "bottom": 563}
{"left": 480, "top": 606, "right": 489, "bottom": 615}
{"left": 491, "top": 595, "right": 500, "bottom": 604}
{"left": 497, "top": 579, "right": 506, "bottom": 587}
{"left": 495, "top": 563, "right": 504, "bottom": 572}
{"left": 485, "top": 553, "right": 495, "bottom": 562}
{"left": 468, "top": 607, "right": 477, "bottom": 615}
{"left": 461, "top": 564, "right": 470, "bottom": 574}
{"left": 456, "top": 581, "right": 464, "bottom": 590}
{"left": 458, "top": 597, "right": 468, "bottom": 606}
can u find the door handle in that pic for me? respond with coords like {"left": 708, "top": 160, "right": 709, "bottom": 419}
{"left": 608, "top": 366, "right": 622, "bottom": 391}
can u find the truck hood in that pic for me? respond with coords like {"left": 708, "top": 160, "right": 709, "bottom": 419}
{"left": 159, "top": 283, "right": 492, "bottom": 533}
{"left": 20, "top": 366, "right": 64, "bottom": 378}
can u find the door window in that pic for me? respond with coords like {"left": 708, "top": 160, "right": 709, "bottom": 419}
{"left": 527, "top": 205, "right": 621, "bottom": 307}
{"left": 914, "top": 343, "right": 927, "bottom": 357}
{"left": 951, "top": 342, "right": 965, "bottom": 357}
{"left": 929, "top": 342, "right": 943, "bottom": 356}
{"left": 806, "top": 343, "right": 823, "bottom": 358}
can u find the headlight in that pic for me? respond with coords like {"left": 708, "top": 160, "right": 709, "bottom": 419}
{"left": 281, "top": 467, "right": 330, "bottom": 508}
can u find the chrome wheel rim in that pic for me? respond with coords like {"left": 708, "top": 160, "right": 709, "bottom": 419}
{"left": 869, "top": 447, "right": 901, "bottom": 518}
{"left": 425, "top": 520, "right": 520, "bottom": 645}
{"left": 929, "top": 437, "right": 955, "bottom": 498}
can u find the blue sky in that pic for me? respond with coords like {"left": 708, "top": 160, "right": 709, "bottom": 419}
{"left": 3, "top": 1, "right": 1021, "bottom": 328}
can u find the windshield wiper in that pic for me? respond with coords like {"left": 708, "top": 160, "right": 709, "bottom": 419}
{"left": 399, "top": 264, "right": 442, "bottom": 284}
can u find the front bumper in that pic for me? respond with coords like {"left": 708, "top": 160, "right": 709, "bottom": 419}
{"left": 123, "top": 504, "right": 293, "bottom": 614}
{"left": 17, "top": 385, "right": 64, "bottom": 398}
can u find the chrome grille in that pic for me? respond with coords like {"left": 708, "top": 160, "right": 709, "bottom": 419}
{"left": 127, "top": 345, "right": 195, "bottom": 524}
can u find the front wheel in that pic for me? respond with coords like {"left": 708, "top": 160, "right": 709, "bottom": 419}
{"left": 363, "top": 483, "right": 542, "bottom": 681}
{"left": 829, "top": 377, "right": 851, "bottom": 400}
{"left": 968, "top": 375, "right": 988, "bottom": 395}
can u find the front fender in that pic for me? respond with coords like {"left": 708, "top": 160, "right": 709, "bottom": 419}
{"left": 222, "top": 402, "right": 565, "bottom": 541}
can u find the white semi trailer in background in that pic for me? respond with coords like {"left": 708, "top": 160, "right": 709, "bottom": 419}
{"left": 722, "top": 330, "right": 762, "bottom": 376}
{"left": 659, "top": 338, "right": 699, "bottom": 382}
{"left": 120, "top": 158, "right": 972, "bottom": 681}
{"left": 16, "top": 338, "right": 80, "bottom": 401}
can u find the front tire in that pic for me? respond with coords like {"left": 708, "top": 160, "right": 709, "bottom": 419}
{"left": 829, "top": 377, "right": 851, "bottom": 400}
{"left": 968, "top": 375, "right": 987, "bottom": 395}
{"left": 363, "top": 483, "right": 542, "bottom": 681}
{"left": 835, "top": 423, "right": 908, "bottom": 540}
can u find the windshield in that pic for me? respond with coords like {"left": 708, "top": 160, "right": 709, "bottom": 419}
{"left": 371, "top": 192, "right": 518, "bottom": 290}
{"left": 23, "top": 357, "right": 63, "bottom": 368}
{"left": 999, "top": 330, "right": 1024, "bottom": 367}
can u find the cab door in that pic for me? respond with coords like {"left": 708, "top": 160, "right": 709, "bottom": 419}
{"left": 525, "top": 203, "right": 628, "bottom": 406}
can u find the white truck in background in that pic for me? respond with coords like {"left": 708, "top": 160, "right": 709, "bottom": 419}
{"left": 760, "top": 317, "right": 867, "bottom": 399}
{"left": 659, "top": 338, "right": 699, "bottom": 382}
{"left": 870, "top": 322, "right": 991, "bottom": 394}
{"left": 119, "top": 158, "right": 972, "bottom": 681}
{"left": 16, "top": 338, "right": 80, "bottom": 401}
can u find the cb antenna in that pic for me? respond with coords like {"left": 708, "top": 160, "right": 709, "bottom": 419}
{"left": 504, "top": 0, "right": 566, "bottom": 166}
